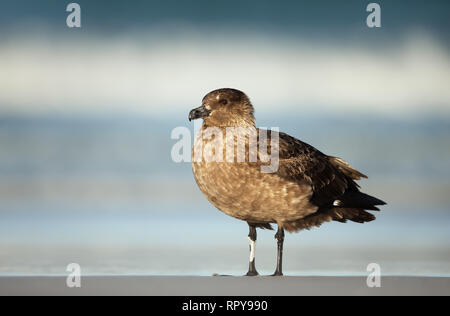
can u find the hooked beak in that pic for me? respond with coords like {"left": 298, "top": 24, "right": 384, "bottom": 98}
{"left": 189, "top": 105, "right": 210, "bottom": 121}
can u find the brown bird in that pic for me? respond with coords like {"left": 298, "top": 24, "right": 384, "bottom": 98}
{"left": 189, "top": 88, "right": 386, "bottom": 276}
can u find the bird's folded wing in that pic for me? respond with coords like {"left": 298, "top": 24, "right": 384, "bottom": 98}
{"left": 263, "top": 131, "right": 359, "bottom": 207}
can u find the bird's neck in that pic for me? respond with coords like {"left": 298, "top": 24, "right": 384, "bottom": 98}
{"left": 203, "top": 116, "right": 256, "bottom": 129}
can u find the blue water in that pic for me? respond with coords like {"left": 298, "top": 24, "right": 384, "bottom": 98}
{"left": 0, "top": 114, "right": 449, "bottom": 276}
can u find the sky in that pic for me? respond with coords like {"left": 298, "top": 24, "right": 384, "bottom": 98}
{"left": 0, "top": 0, "right": 449, "bottom": 118}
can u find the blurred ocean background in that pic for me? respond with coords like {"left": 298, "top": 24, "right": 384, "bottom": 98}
{"left": 0, "top": 0, "right": 449, "bottom": 276}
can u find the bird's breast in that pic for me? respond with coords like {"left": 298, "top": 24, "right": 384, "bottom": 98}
{"left": 191, "top": 130, "right": 316, "bottom": 223}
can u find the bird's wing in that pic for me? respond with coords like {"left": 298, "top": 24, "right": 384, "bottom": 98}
{"left": 261, "top": 131, "right": 361, "bottom": 207}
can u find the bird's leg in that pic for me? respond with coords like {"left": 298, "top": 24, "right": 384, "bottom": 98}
{"left": 272, "top": 226, "right": 285, "bottom": 276}
{"left": 246, "top": 224, "right": 259, "bottom": 276}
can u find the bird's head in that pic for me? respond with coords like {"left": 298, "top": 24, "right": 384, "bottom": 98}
{"left": 189, "top": 88, "right": 255, "bottom": 127}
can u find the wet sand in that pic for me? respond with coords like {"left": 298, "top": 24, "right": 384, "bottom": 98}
{"left": 0, "top": 276, "right": 449, "bottom": 296}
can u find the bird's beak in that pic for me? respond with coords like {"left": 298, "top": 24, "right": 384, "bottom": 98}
{"left": 189, "top": 105, "right": 210, "bottom": 121}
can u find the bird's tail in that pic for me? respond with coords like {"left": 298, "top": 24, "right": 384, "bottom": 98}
{"left": 329, "top": 190, "right": 386, "bottom": 223}
{"left": 336, "top": 190, "right": 386, "bottom": 211}
{"left": 331, "top": 190, "right": 386, "bottom": 224}
{"left": 331, "top": 208, "right": 377, "bottom": 224}
{"left": 282, "top": 191, "right": 386, "bottom": 232}
{"left": 283, "top": 207, "right": 379, "bottom": 232}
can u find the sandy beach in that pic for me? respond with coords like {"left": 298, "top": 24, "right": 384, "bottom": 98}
{"left": 0, "top": 276, "right": 449, "bottom": 296}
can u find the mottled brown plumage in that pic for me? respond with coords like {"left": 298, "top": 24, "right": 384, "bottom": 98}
{"left": 189, "top": 88, "right": 385, "bottom": 275}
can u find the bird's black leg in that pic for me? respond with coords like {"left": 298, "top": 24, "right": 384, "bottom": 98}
{"left": 246, "top": 224, "right": 259, "bottom": 276}
{"left": 272, "top": 226, "right": 285, "bottom": 276}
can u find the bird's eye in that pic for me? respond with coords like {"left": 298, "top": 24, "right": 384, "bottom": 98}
{"left": 220, "top": 99, "right": 228, "bottom": 105}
